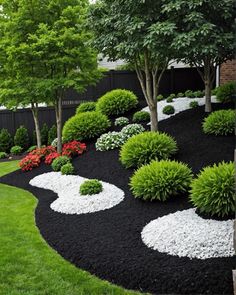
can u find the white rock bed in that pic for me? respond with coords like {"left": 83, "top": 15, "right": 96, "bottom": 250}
{"left": 29, "top": 172, "right": 124, "bottom": 215}
{"left": 141, "top": 208, "right": 234, "bottom": 260}
{"left": 142, "top": 96, "right": 218, "bottom": 122}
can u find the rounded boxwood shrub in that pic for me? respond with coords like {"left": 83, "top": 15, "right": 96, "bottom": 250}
{"left": 48, "top": 125, "right": 57, "bottom": 145}
{"left": 14, "top": 125, "right": 30, "bottom": 150}
{"left": 185, "top": 90, "right": 195, "bottom": 98}
{"left": 0, "top": 151, "right": 7, "bottom": 159}
{"left": 177, "top": 92, "right": 184, "bottom": 97}
{"left": 80, "top": 179, "right": 103, "bottom": 195}
{"left": 120, "top": 131, "right": 178, "bottom": 168}
{"left": 130, "top": 160, "right": 193, "bottom": 201}
{"left": 62, "top": 111, "right": 111, "bottom": 142}
{"left": 51, "top": 156, "right": 70, "bottom": 172}
{"left": 189, "top": 101, "right": 199, "bottom": 109}
{"left": 163, "top": 105, "right": 175, "bottom": 115}
{"left": 216, "top": 81, "right": 236, "bottom": 103}
{"left": 76, "top": 102, "right": 96, "bottom": 114}
{"left": 114, "top": 117, "right": 129, "bottom": 127}
{"left": 10, "top": 145, "right": 23, "bottom": 155}
{"left": 157, "top": 94, "right": 164, "bottom": 101}
{"left": 193, "top": 90, "right": 204, "bottom": 98}
{"left": 190, "top": 162, "right": 235, "bottom": 217}
{"left": 96, "top": 89, "right": 138, "bottom": 116}
{"left": 202, "top": 109, "right": 235, "bottom": 135}
{"left": 60, "top": 163, "right": 74, "bottom": 175}
{"left": 0, "top": 129, "right": 12, "bottom": 152}
{"left": 132, "top": 111, "right": 150, "bottom": 123}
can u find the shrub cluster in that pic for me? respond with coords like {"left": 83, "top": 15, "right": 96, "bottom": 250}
{"left": 157, "top": 94, "right": 164, "bottom": 101}
{"left": 166, "top": 94, "right": 175, "bottom": 103}
{"left": 120, "top": 131, "right": 178, "bottom": 168}
{"left": 202, "top": 109, "right": 235, "bottom": 135}
{"left": 189, "top": 101, "right": 199, "bottom": 109}
{"left": 76, "top": 102, "right": 96, "bottom": 114}
{"left": 130, "top": 160, "right": 193, "bottom": 201}
{"left": 14, "top": 126, "right": 30, "bottom": 150}
{"left": 62, "top": 140, "right": 86, "bottom": 157}
{"left": 96, "top": 89, "right": 138, "bottom": 116}
{"left": 61, "top": 163, "right": 74, "bottom": 175}
{"left": 132, "top": 111, "right": 150, "bottom": 123}
{"left": 10, "top": 145, "right": 23, "bottom": 155}
{"left": 0, "top": 152, "right": 7, "bottom": 159}
{"left": 177, "top": 92, "right": 184, "bottom": 97}
{"left": 114, "top": 117, "right": 129, "bottom": 127}
{"left": 216, "top": 81, "right": 236, "bottom": 103}
{"left": 80, "top": 179, "right": 103, "bottom": 195}
{"left": 0, "top": 129, "right": 12, "bottom": 152}
{"left": 193, "top": 90, "right": 204, "bottom": 98}
{"left": 62, "top": 111, "right": 111, "bottom": 142}
{"left": 51, "top": 156, "right": 70, "bottom": 172}
{"left": 185, "top": 90, "right": 195, "bottom": 98}
{"left": 163, "top": 105, "right": 175, "bottom": 115}
{"left": 190, "top": 162, "right": 235, "bottom": 217}
{"left": 120, "top": 124, "right": 145, "bottom": 140}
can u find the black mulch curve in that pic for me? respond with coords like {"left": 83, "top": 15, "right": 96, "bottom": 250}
{"left": 0, "top": 103, "right": 235, "bottom": 295}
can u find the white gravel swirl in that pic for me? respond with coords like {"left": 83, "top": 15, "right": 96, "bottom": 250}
{"left": 30, "top": 172, "right": 124, "bottom": 215}
{"left": 141, "top": 208, "right": 234, "bottom": 260}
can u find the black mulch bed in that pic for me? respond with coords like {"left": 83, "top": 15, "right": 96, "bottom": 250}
{"left": 0, "top": 103, "right": 235, "bottom": 295}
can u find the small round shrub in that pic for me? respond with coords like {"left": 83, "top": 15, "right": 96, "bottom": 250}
{"left": 0, "top": 129, "right": 12, "bottom": 152}
{"left": 166, "top": 97, "right": 173, "bottom": 103}
{"left": 193, "top": 90, "right": 204, "bottom": 98}
{"left": 202, "top": 109, "right": 235, "bottom": 135}
{"left": 48, "top": 125, "right": 57, "bottom": 145}
{"left": 14, "top": 125, "right": 30, "bottom": 150}
{"left": 27, "top": 145, "right": 37, "bottom": 153}
{"left": 114, "top": 117, "right": 129, "bottom": 127}
{"left": 189, "top": 101, "right": 199, "bottom": 109}
{"left": 216, "top": 81, "right": 236, "bottom": 103}
{"left": 121, "top": 124, "right": 145, "bottom": 140}
{"left": 96, "top": 89, "right": 138, "bottom": 116}
{"left": 130, "top": 160, "right": 193, "bottom": 201}
{"left": 0, "top": 152, "right": 7, "bottom": 159}
{"left": 10, "top": 145, "right": 23, "bottom": 155}
{"left": 185, "top": 90, "right": 195, "bottom": 98}
{"left": 120, "top": 131, "right": 178, "bottom": 168}
{"left": 60, "top": 163, "right": 74, "bottom": 175}
{"left": 62, "top": 111, "right": 111, "bottom": 142}
{"left": 190, "top": 162, "right": 235, "bottom": 217}
{"left": 80, "top": 179, "right": 103, "bottom": 195}
{"left": 76, "top": 102, "right": 96, "bottom": 114}
{"left": 163, "top": 105, "right": 175, "bottom": 115}
{"left": 157, "top": 94, "right": 164, "bottom": 101}
{"left": 40, "top": 123, "right": 49, "bottom": 146}
{"left": 132, "top": 111, "right": 150, "bottom": 123}
{"left": 177, "top": 92, "right": 184, "bottom": 97}
{"left": 51, "top": 156, "right": 70, "bottom": 172}
{"left": 96, "top": 131, "right": 125, "bottom": 151}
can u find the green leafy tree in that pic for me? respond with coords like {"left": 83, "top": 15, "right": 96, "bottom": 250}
{"left": 14, "top": 126, "right": 30, "bottom": 151}
{"left": 163, "top": 0, "right": 236, "bottom": 112}
{"left": 89, "top": 0, "right": 176, "bottom": 131}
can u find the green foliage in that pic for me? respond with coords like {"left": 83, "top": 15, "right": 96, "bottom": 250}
{"left": 216, "top": 81, "right": 236, "bottom": 103}
{"left": 0, "top": 129, "right": 12, "bottom": 153}
{"left": 27, "top": 146, "right": 37, "bottom": 153}
{"left": 130, "top": 160, "right": 193, "bottom": 201}
{"left": 120, "top": 131, "right": 178, "bottom": 168}
{"left": 48, "top": 125, "right": 57, "bottom": 145}
{"left": 189, "top": 101, "right": 199, "bottom": 108}
{"left": 132, "top": 111, "right": 150, "bottom": 123}
{"left": 0, "top": 152, "right": 7, "bottom": 159}
{"left": 114, "top": 117, "right": 129, "bottom": 127}
{"left": 76, "top": 102, "right": 97, "bottom": 114}
{"left": 190, "top": 162, "right": 235, "bottom": 217}
{"left": 166, "top": 97, "right": 173, "bottom": 103}
{"left": 62, "top": 111, "right": 111, "bottom": 142}
{"left": 40, "top": 123, "right": 49, "bottom": 146}
{"left": 193, "top": 90, "right": 204, "bottom": 98}
{"left": 80, "top": 179, "right": 103, "bottom": 195}
{"left": 51, "top": 156, "right": 70, "bottom": 172}
{"left": 10, "top": 146, "right": 23, "bottom": 155}
{"left": 203, "top": 109, "right": 235, "bottom": 136}
{"left": 96, "top": 89, "right": 138, "bottom": 116}
{"left": 211, "top": 87, "right": 219, "bottom": 96}
{"left": 163, "top": 105, "right": 175, "bottom": 115}
{"left": 185, "top": 90, "right": 195, "bottom": 98}
{"left": 60, "top": 163, "right": 74, "bottom": 175}
{"left": 14, "top": 126, "right": 30, "bottom": 151}
{"left": 96, "top": 132, "right": 125, "bottom": 151}
{"left": 177, "top": 92, "right": 184, "bottom": 97}
{"left": 157, "top": 95, "right": 164, "bottom": 101}
{"left": 120, "top": 124, "right": 145, "bottom": 141}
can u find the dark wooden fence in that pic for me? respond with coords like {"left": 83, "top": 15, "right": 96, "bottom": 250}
{"left": 0, "top": 67, "right": 207, "bottom": 137}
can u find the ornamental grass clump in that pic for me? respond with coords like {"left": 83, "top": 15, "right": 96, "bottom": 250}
{"left": 202, "top": 109, "right": 235, "bottom": 135}
{"left": 76, "top": 102, "right": 96, "bottom": 114}
{"left": 130, "top": 160, "right": 193, "bottom": 201}
{"left": 114, "top": 117, "right": 129, "bottom": 127}
{"left": 120, "top": 131, "right": 178, "bottom": 168}
{"left": 51, "top": 156, "right": 70, "bottom": 172}
{"left": 132, "top": 111, "right": 150, "bottom": 123}
{"left": 60, "top": 163, "right": 74, "bottom": 175}
{"left": 80, "top": 179, "right": 103, "bottom": 195}
{"left": 190, "top": 162, "right": 235, "bottom": 217}
{"left": 162, "top": 105, "right": 175, "bottom": 115}
{"left": 96, "top": 131, "right": 125, "bottom": 151}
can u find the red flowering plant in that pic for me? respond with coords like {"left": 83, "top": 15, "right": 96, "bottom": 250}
{"left": 19, "top": 154, "right": 41, "bottom": 172}
{"left": 45, "top": 152, "right": 61, "bottom": 165}
{"left": 30, "top": 146, "right": 56, "bottom": 160}
{"left": 62, "top": 141, "right": 86, "bottom": 157}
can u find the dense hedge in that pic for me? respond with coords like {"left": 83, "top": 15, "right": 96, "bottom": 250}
{"left": 76, "top": 102, "right": 96, "bottom": 114}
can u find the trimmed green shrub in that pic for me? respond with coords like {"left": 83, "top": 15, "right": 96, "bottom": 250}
{"left": 189, "top": 101, "right": 199, "bottom": 109}
{"left": 0, "top": 152, "right": 7, "bottom": 159}
{"left": 14, "top": 126, "right": 30, "bottom": 150}
{"left": 0, "top": 129, "right": 12, "bottom": 152}
{"left": 80, "top": 179, "right": 103, "bottom": 195}
{"left": 96, "top": 89, "right": 138, "bottom": 116}
{"left": 120, "top": 131, "right": 178, "bottom": 168}
{"left": 132, "top": 111, "right": 150, "bottom": 123}
{"left": 51, "top": 156, "right": 70, "bottom": 172}
{"left": 203, "top": 109, "right": 235, "bottom": 135}
{"left": 190, "top": 162, "right": 235, "bottom": 217}
{"left": 193, "top": 90, "right": 204, "bottom": 98}
{"left": 27, "top": 145, "right": 37, "bottom": 152}
{"left": 157, "top": 94, "right": 164, "bottom": 101}
{"left": 62, "top": 111, "right": 111, "bottom": 142}
{"left": 40, "top": 123, "right": 49, "bottom": 146}
{"left": 185, "top": 90, "right": 195, "bottom": 98}
{"left": 10, "top": 145, "right": 23, "bottom": 155}
{"left": 76, "top": 102, "right": 96, "bottom": 114}
{"left": 114, "top": 117, "right": 129, "bottom": 127}
{"left": 177, "top": 92, "right": 184, "bottom": 97}
{"left": 216, "top": 81, "right": 236, "bottom": 103}
{"left": 163, "top": 105, "right": 175, "bottom": 115}
{"left": 60, "top": 163, "right": 74, "bottom": 175}
{"left": 96, "top": 131, "right": 124, "bottom": 151}
{"left": 121, "top": 124, "right": 145, "bottom": 140}
{"left": 130, "top": 160, "right": 193, "bottom": 201}
{"left": 48, "top": 125, "right": 57, "bottom": 145}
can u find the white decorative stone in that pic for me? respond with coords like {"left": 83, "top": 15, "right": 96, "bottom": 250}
{"left": 30, "top": 172, "right": 124, "bottom": 215}
{"left": 141, "top": 208, "right": 234, "bottom": 259}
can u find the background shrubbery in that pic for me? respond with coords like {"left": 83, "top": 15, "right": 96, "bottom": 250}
{"left": 0, "top": 129, "right": 12, "bottom": 152}
{"left": 14, "top": 126, "right": 30, "bottom": 151}
{"left": 216, "top": 81, "right": 236, "bottom": 103}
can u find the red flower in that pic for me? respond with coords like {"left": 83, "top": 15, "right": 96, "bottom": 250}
{"left": 45, "top": 152, "right": 61, "bottom": 165}
{"left": 19, "top": 154, "right": 41, "bottom": 172}
{"left": 29, "top": 146, "right": 56, "bottom": 159}
{"left": 62, "top": 141, "right": 86, "bottom": 157}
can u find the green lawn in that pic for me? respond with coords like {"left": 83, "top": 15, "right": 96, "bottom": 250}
{"left": 0, "top": 161, "right": 142, "bottom": 295}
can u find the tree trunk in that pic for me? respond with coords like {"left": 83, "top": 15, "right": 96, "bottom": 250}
{"left": 150, "top": 103, "right": 158, "bottom": 131}
{"left": 205, "top": 79, "right": 212, "bottom": 112}
{"left": 31, "top": 103, "right": 41, "bottom": 148}
{"left": 55, "top": 94, "right": 63, "bottom": 153}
